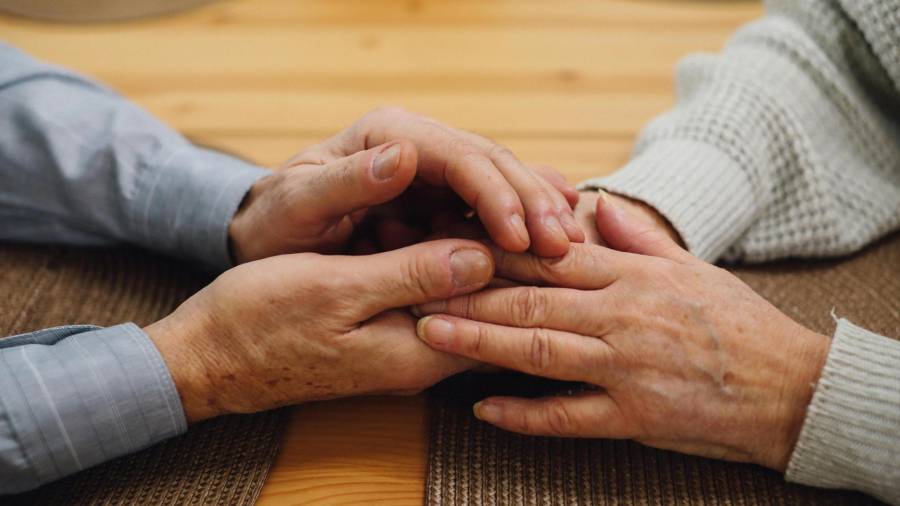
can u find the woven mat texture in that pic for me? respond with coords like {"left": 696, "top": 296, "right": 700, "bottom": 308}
{"left": 1, "top": 245, "right": 287, "bottom": 506}
{"left": 427, "top": 234, "right": 900, "bottom": 506}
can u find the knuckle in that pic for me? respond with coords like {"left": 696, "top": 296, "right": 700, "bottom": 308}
{"left": 527, "top": 328, "right": 555, "bottom": 374}
{"left": 538, "top": 252, "right": 574, "bottom": 281}
{"left": 493, "top": 191, "right": 522, "bottom": 214}
{"left": 464, "top": 324, "right": 488, "bottom": 358}
{"left": 488, "top": 144, "right": 516, "bottom": 163}
{"left": 448, "top": 138, "right": 481, "bottom": 161}
{"left": 527, "top": 194, "right": 557, "bottom": 218}
{"left": 511, "top": 287, "right": 548, "bottom": 327}
{"left": 544, "top": 398, "right": 575, "bottom": 436}
{"left": 403, "top": 254, "right": 444, "bottom": 300}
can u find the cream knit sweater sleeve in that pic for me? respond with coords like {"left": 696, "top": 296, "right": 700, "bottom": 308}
{"left": 580, "top": 0, "right": 900, "bottom": 502}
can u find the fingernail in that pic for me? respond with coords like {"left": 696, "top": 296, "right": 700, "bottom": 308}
{"left": 449, "top": 249, "right": 493, "bottom": 290}
{"left": 509, "top": 214, "right": 530, "bottom": 246}
{"left": 412, "top": 300, "right": 446, "bottom": 316}
{"left": 596, "top": 189, "right": 613, "bottom": 208}
{"left": 473, "top": 400, "right": 499, "bottom": 421}
{"left": 416, "top": 316, "right": 456, "bottom": 347}
{"left": 372, "top": 143, "right": 402, "bottom": 180}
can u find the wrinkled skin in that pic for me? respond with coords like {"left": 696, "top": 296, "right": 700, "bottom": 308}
{"left": 146, "top": 239, "right": 494, "bottom": 423}
{"left": 229, "top": 107, "right": 582, "bottom": 263}
{"left": 414, "top": 195, "right": 830, "bottom": 471}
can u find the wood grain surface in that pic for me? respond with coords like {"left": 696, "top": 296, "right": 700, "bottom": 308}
{"left": 0, "top": 1, "right": 762, "bottom": 504}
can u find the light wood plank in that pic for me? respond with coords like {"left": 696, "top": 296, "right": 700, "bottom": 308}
{"left": 257, "top": 397, "right": 429, "bottom": 506}
{"left": 195, "top": 133, "right": 634, "bottom": 181}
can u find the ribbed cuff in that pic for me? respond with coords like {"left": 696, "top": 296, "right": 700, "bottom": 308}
{"left": 132, "top": 146, "right": 270, "bottom": 271}
{"left": 0, "top": 324, "right": 186, "bottom": 493}
{"left": 786, "top": 319, "right": 900, "bottom": 505}
{"left": 578, "top": 140, "right": 758, "bottom": 263}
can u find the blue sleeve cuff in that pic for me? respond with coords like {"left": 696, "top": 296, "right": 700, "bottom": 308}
{"left": 131, "top": 147, "right": 271, "bottom": 271}
{"left": 0, "top": 323, "right": 186, "bottom": 494}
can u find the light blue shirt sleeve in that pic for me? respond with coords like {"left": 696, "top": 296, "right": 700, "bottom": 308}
{"left": 0, "top": 42, "right": 271, "bottom": 269}
{"left": 0, "top": 43, "right": 270, "bottom": 493}
{"left": 0, "top": 325, "right": 186, "bottom": 494}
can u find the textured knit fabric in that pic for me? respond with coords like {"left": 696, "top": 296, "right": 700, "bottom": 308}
{"left": 0, "top": 43, "right": 269, "bottom": 494}
{"left": 787, "top": 320, "right": 900, "bottom": 505}
{"left": 579, "top": 0, "right": 900, "bottom": 503}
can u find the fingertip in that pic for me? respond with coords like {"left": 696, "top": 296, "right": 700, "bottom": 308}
{"left": 593, "top": 190, "right": 620, "bottom": 234}
{"left": 560, "top": 212, "right": 586, "bottom": 243}
{"left": 473, "top": 398, "right": 503, "bottom": 423}
{"left": 395, "top": 138, "right": 418, "bottom": 177}
{"left": 416, "top": 315, "right": 456, "bottom": 349}
{"left": 508, "top": 213, "right": 531, "bottom": 249}
{"left": 370, "top": 140, "right": 417, "bottom": 186}
{"left": 486, "top": 213, "right": 530, "bottom": 254}
{"left": 449, "top": 246, "right": 495, "bottom": 293}
{"left": 564, "top": 188, "right": 580, "bottom": 208}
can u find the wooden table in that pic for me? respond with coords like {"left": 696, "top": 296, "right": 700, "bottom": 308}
{"left": 1, "top": 1, "right": 761, "bottom": 504}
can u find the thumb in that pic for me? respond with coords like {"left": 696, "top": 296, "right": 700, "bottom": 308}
{"left": 336, "top": 239, "right": 494, "bottom": 320}
{"left": 306, "top": 140, "right": 417, "bottom": 220}
{"left": 594, "top": 191, "right": 692, "bottom": 262}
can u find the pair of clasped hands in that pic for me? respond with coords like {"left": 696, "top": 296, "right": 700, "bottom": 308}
{"left": 148, "top": 108, "right": 829, "bottom": 472}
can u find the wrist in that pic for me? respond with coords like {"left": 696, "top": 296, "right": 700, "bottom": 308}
{"left": 145, "top": 312, "right": 223, "bottom": 424}
{"left": 765, "top": 325, "right": 830, "bottom": 471}
{"left": 228, "top": 175, "right": 273, "bottom": 265}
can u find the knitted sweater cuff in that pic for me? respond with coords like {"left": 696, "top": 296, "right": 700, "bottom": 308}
{"left": 786, "top": 319, "right": 900, "bottom": 505}
{"left": 578, "top": 140, "right": 757, "bottom": 263}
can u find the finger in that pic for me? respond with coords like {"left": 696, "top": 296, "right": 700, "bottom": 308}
{"left": 488, "top": 147, "right": 571, "bottom": 257}
{"left": 343, "top": 109, "right": 533, "bottom": 253}
{"left": 306, "top": 140, "right": 417, "bottom": 220}
{"left": 449, "top": 130, "right": 577, "bottom": 253}
{"left": 443, "top": 152, "right": 532, "bottom": 253}
{"left": 530, "top": 164, "right": 580, "bottom": 209}
{"left": 487, "top": 242, "right": 630, "bottom": 289}
{"left": 413, "top": 286, "right": 607, "bottom": 337}
{"left": 360, "top": 310, "right": 477, "bottom": 394}
{"left": 335, "top": 239, "right": 494, "bottom": 319}
{"left": 534, "top": 173, "right": 585, "bottom": 244}
{"left": 415, "top": 315, "right": 612, "bottom": 383}
{"left": 595, "top": 192, "right": 694, "bottom": 263}
{"left": 473, "top": 392, "right": 632, "bottom": 438}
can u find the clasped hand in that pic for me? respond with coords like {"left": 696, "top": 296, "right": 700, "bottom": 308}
{"left": 147, "top": 107, "right": 581, "bottom": 423}
{"left": 150, "top": 109, "right": 829, "bottom": 474}
{"left": 415, "top": 194, "right": 831, "bottom": 472}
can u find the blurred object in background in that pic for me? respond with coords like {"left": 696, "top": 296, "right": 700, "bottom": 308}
{"left": 0, "top": 0, "right": 215, "bottom": 22}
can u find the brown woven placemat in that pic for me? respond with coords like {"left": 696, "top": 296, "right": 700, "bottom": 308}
{"left": 427, "top": 233, "right": 900, "bottom": 505}
{"left": 1, "top": 244, "right": 287, "bottom": 505}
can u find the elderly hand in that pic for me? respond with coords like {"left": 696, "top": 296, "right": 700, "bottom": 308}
{"left": 228, "top": 107, "right": 582, "bottom": 263}
{"left": 414, "top": 197, "right": 831, "bottom": 471}
{"left": 145, "top": 239, "right": 493, "bottom": 423}
{"left": 574, "top": 190, "right": 681, "bottom": 247}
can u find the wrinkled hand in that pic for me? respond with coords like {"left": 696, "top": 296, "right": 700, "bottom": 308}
{"left": 145, "top": 239, "right": 494, "bottom": 423}
{"left": 414, "top": 197, "right": 830, "bottom": 471}
{"left": 229, "top": 107, "right": 582, "bottom": 263}
{"left": 574, "top": 190, "right": 681, "bottom": 247}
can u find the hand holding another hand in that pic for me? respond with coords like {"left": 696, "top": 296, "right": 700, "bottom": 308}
{"left": 146, "top": 239, "right": 493, "bottom": 423}
{"left": 415, "top": 196, "right": 830, "bottom": 471}
{"left": 228, "top": 107, "right": 582, "bottom": 263}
